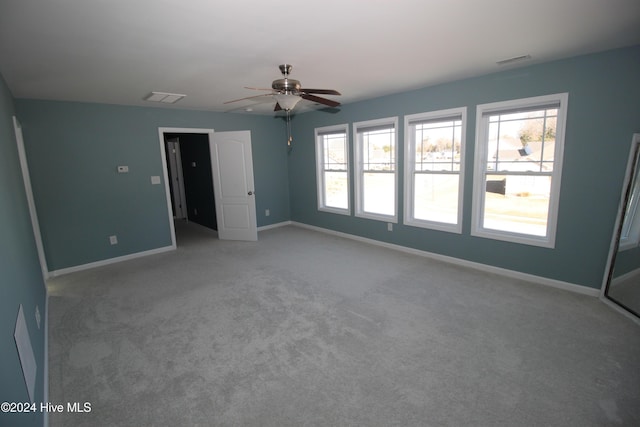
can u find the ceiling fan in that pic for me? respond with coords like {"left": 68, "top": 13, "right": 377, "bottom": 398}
{"left": 224, "top": 64, "right": 341, "bottom": 112}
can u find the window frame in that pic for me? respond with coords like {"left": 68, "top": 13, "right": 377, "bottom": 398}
{"left": 403, "top": 107, "right": 467, "bottom": 233}
{"left": 353, "top": 116, "right": 399, "bottom": 223}
{"left": 315, "top": 123, "right": 351, "bottom": 216}
{"left": 471, "top": 93, "right": 569, "bottom": 248}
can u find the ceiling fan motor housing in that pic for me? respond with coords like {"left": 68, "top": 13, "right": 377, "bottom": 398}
{"left": 272, "top": 78, "right": 301, "bottom": 94}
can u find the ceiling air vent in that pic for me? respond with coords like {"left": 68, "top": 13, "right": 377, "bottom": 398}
{"left": 144, "top": 91, "right": 186, "bottom": 104}
{"left": 496, "top": 54, "right": 532, "bottom": 66}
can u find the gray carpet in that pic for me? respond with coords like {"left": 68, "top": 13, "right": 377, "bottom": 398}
{"left": 47, "top": 222, "right": 640, "bottom": 426}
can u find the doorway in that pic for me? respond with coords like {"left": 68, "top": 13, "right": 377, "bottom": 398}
{"left": 164, "top": 132, "right": 217, "bottom": 231}
{"left": 159, "top": 128, "right": 216, "bottom": 246}
{"left": 158, "top": 127, "right": 258, "bottom": 247}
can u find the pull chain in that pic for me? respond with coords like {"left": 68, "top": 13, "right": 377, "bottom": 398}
{"left": 286, "top": 110, "right": 293, "bottom": 147}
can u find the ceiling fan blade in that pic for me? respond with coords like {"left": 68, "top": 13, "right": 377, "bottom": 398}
{"left": 223, "top": 94, "right": 270, "bottom": 104}
{"left": 301, "top": 88, "right": 341, "bottom": 96}
{"left": 274, "top": 103, "right": 282, "bottom": 111}
{"left": 244, "top": 86, "right": 273, "bottom": 91}
{"left": 301, "top": 93, "right": 341, "bottom": 108}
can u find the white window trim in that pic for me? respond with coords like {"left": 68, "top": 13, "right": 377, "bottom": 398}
{"left": 471, "top": 93, "right": 569, "bottom": 248}
{"left": 315, "top": 124, "right": 351, "bottom": 216}
{"left": 353, "top": 116, "right": 399, "bottom": 223}
{"left": 403, "top": 107, "right": 466, "bottom": 233}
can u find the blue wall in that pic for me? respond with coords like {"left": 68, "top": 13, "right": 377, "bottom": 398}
{"left": 12, "top": 46, "right": 640, "bottom": 288}
{"left": 288, "top": 46, "right": 640, "bottom": 289}
{"left": 0, "top": 75, "right": 47, "bottom": 426}
{"left": 15, "top": 101, "right": 291, "bottom": 272}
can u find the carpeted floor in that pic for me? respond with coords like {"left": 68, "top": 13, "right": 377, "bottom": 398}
{"left": 47, "top": 222, "right": 640, "bottom": 426}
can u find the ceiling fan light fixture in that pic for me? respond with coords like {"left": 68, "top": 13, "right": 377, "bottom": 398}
{"left": 273, "top": 93, "right": 301, "bottom": 111}
{"left": 224, "top": 64, "right": 341, "bottom": 118}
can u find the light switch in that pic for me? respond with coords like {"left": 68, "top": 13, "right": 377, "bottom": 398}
{"left": 151, "top": 176, "right": 161, "bottom": 185}
{"left": 117, "top": 166, "right": 129, "bottom": 173}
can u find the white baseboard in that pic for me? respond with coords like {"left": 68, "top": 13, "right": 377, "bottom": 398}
{"left": 291, "top": 221, "right": 600, "bottom": 297}
{"left": 46, "top": 245, "right": 176, "bottom": 278}
{"left": 258, "top": 221, "right": 292, "bottom": 232}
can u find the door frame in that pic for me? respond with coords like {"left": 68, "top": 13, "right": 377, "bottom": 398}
{"left": 158, "top": 127, "right": 215, "bottom": 247}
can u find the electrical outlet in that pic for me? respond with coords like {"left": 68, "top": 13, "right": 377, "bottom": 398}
{"left": 109, "top": 235, "right": 118, "bottom": 245}
{"left": 387, "top": 223, "right": 393, "bottom": 232}
{"left": 265, "top": 209, "right": 270, "bottom": 216}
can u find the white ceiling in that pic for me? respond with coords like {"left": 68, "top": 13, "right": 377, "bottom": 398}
{"left": 1, "top": 0, "right": 639, "bottom": 115}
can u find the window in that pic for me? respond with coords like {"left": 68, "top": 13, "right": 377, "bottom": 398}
{"left": 354, "top": 117, "right": 398, "bottom": 222}
{"left": 404, "top": 108, "right": 466, "bottom": 232}
{"left": 315, "top": 124, "right": 350, "bottom": 215}
{"left": 472, "top": 93, "right": 568, "bottom": 247}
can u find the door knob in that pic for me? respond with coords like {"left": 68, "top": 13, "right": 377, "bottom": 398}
{"left": 248, "top": 191, "right": 254, "bottom": 195}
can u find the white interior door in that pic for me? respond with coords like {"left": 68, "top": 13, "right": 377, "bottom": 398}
{"left": 210, "top": 131, "right": 257, "bottom": 241}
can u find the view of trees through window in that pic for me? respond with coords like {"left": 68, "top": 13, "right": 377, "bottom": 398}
{"left": 361, "top": 126, "right": 395, "bottom": 216}
{"left": 482, "top": 107, "right": 558, "bottom": 236}
{"left": 412, "top": 118, "right": 462, "bottom": 225}
{"left": 315, "top": 94, "right": 566, "bottom": 247}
